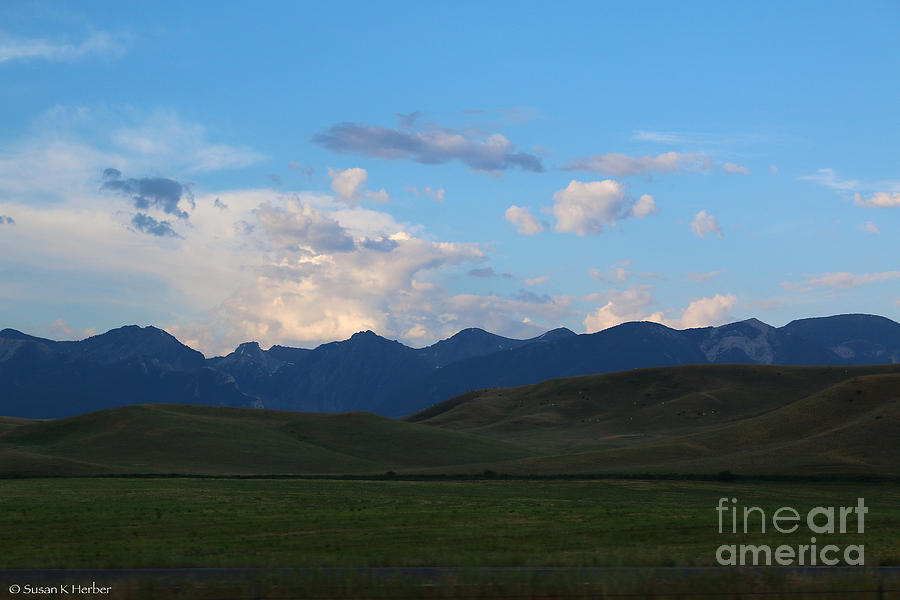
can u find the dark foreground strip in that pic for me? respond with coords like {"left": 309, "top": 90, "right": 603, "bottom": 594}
{"left": 1, "top": 566, "right": 898, "bottom": 581}
{"left": 2, "top": 472, "right": 898, "bottom": 483}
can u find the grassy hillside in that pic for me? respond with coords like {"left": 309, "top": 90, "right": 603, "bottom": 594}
{"left": 407, "top": 364, "right": 900, "bottom": 476}
{"left": 0, "top": 404, "right": 535, "bottom": 476}
{"left": 1, "top": 364, "right": 897, "bottom": 477}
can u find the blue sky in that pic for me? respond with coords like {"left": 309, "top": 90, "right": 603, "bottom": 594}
{"left": 1, "top": 1, "right": 898, "bottom": 355}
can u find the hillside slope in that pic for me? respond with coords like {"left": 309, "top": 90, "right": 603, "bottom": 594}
{"left": 407, "top": 363, "right": 900, "bottom": 475}
{"left": 0, "top": 404, "right": 534, "bottom": 476}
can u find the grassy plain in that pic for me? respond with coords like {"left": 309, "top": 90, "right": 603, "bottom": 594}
{"left": 1, "top": 478, "right": 898, "bottom": 569}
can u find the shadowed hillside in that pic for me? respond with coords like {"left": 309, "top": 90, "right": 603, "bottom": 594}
{"left": 0, "top": 404, "right": 535, "bottom": 476}
{"left": 407, "top": 363, "right": 900, "bottom": 476}
{"left": 1, "top": 364, "right": 898, "bottom": 478}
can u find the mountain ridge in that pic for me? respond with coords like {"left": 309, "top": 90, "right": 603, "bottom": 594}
{"left": 2, "top": 313, "right": 899, "bottom": 419}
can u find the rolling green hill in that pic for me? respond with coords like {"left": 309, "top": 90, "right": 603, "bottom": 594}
{"left": 0, "top": 404, "right": 535, "bottom": 476}
{"left": 407, "top": 364, "right": 900, "bottom": 476}
{"left": 1, "top": 364, "right": 898, "bottom": 477}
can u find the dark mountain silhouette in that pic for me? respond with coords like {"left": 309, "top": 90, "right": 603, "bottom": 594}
{"left": 382, "top": 321, "right": 709, "bottom": 416}
{"left": 0, "top": 326, "right": 253, "bottom": 418}
{"left": 2, "top": 314, "right": 899, "bottom": 419}
{"left": 204, "top": 341, "right": 308, "bottom": 399}
{"left": 385, "top": 314, "right": 900, "bottom": 416}
{"left": 414, "top": 327, "right": 576, "bottom": 368}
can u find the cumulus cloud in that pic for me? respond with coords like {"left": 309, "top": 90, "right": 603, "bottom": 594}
{"left": 328, "top": 167, "right": 390, "bottom": 205}
{"left": 854, "top": 192, "right": 900, "bottom": 208}
{"left": 255, "top": 200, "right": 355, "bottom": 253}
{"left": 312, "top": 122, "right": 543, "bottom": 173}
{"left": 328, "top": 167, "right": 367, "bottom": 204}
{"left": 631, "top": 194, "right": 658, "bottom": 218}
{"left": 102, "top": 169, "right": 194, "bottom": 219}
{"left": 552, "top": 180, "right": 655, "bottom": 235}
{"left": 677, "top": 293, "right": 736, "bottom": 328}
{"left": 690, "top": 210, "right": 722, "bottom": 238}
{"left": 564, "top": 152, "right": 711, "bottom": 176}
{"left": 504, "top": 205, "right": 543, "bottom": 235}
{"left": 217, "top": 219, "right": 494, "bottom": 348}
{"left": 0, "top": 31, "right": 129, "bottom": 64}
{"left": 406, "top": 186, "right": 446, "bottom": 202}
{"left": 0, "top": 215, "right": 14, "bottom": 225}
{"left": 722, "top": 162, "right": 750, "bottom": 175}
{"left": 583, "top": 288, "right": 735, "bottom": 333}
{"left": 583, "top": 287, "right": 664, "bottom": 332}
{"left": 783, "top": 271, "right": 900, "bottom": 291}
{"left": 131, "top": 213, "right": 181, "bottom": 238}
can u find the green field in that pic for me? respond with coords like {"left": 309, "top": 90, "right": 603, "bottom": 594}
{"left": 2, "top": 478, "right": 898, "bottom": 569}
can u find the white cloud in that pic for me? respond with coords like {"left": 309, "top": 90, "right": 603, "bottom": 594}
{"left": 854, "top": 192, "right": 900, "bottom": 208}
{"left": 722, "top": 162, "right": 750, "bottom": 175}
{"left": 769, "top": 165, "right": 779, "bottom": 174}
{"left": 565, "top": 152, "right": 711, "bottom": 176}
{"left": 860, "top": 221, "right": 880, "bottom": 234}
{"left": 0, "top": 31, "right": 129, "bottom": 64}
{"left": 677, "top": 293, "right": 736, "bottom": 328}
{"left": 800, "top": 168, "right": 861, "bottom": 191}
{"left": 690, "top": 210, "right": 722, "bottom": 238}
{"left": 583, "top": 288, "right": 735, "bottom": 333}
{"left": 504, "top": 205, "right": 543, "bottom": 235}
{"left": 328, "top": 167, "right": 391, "bottom": 205}
{"left": 583, "top": 287, "right": 664, "bottom": 332}
{"left": 552, "top": 180, "right": 654, "bottom": 235}
{"left": 783, "top": 271, "right": 900, "bottom": 291}
{"left": 631, "top": 194, "right": 658, "bottom": 218}
{"left": 328, "top": 167, "right": 367, "bottom": 204}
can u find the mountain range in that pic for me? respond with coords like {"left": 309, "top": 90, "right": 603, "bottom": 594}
{"left": 2, "top": 313, "right": 900, "bottom": 419}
